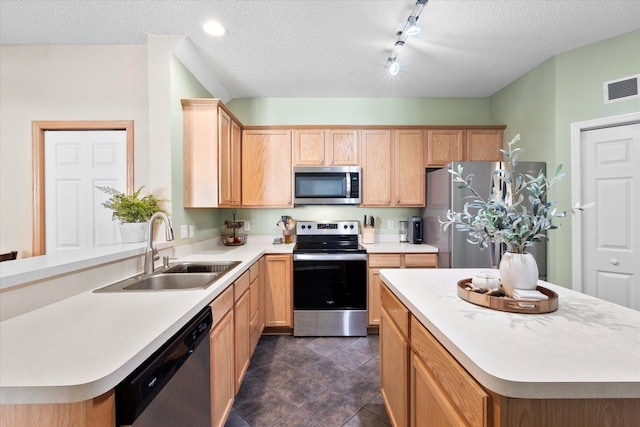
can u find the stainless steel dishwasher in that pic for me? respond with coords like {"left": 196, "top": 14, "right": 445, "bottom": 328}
{"left": 116, "top": 306, "right": 212, "bottom": 427}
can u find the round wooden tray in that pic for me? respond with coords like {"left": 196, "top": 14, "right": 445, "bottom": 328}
{"left": 457, "top": 278, "right": 558, "bottom": 314}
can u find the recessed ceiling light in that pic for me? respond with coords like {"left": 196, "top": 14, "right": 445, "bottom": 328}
{"left": 203, "top": 20, "right": 225, "bottom": 37}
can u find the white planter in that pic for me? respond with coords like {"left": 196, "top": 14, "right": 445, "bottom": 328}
{"left": 499, "top": 252, "right": 539, "bottom": 297}
{"left": 118, "top": 222, "right": 148, "bottom": 243}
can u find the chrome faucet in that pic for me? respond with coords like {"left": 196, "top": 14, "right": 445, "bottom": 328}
{"left": 144, "top": 212, "right": 174, "bottom": 274}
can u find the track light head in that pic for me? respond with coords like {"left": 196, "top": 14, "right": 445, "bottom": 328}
{"left": 406, "top": 15, "right": 421, "bottom": 36}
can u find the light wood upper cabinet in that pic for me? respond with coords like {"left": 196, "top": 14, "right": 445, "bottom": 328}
{"left": 361, "top": 129, "right": 424, "bottom": 207}
{"left": 292, "top": 129, "right": 358, "bottom": 166}
{"left": 326, "top": 129, "right": 358, "bottom": 165}
{"left": 218, "top": 110, "right": 242, "bottom": 206}
{"left": 426, "top": 129, "right": 464, "bottom": 167}
{"left": 182, "top": 98, "right": 242, "bottom": 208}
{"left": 465, "top": 129, "right": 503, "bottom": 162}
{"left": 241, "top": 129, "right": 292, "bottom": 207}
{"left": 425, "top": 128, "right": 504, "bottom": 167}
{"left": 293, "top": 129, "right": 325, "bottom": 165}
{"left": 394, "top": 129, "right": 425, "bottom": 206}
{"left": 361, "top": 129, "right": 393, "bottom": 206}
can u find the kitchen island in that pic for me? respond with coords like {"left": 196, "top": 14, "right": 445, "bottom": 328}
{"left": 379, "top": 268, "right": 640, "bottom": 426}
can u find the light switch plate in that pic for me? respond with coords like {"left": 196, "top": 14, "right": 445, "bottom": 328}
{"left": 244, "top": 222, "right": 250, "bottom": 231}
{"left": 189, "top": 225, "right": 195, "bottom": 237}
{"left": 387, "top": 220, "right": 394, "bottom": 230}
{"left": 180, "top": 224, "right": 188, "bottom": 239}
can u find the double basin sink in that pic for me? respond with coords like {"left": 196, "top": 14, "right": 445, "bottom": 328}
{"left": 95, "top": 261, "right": 241, "bottom": 292}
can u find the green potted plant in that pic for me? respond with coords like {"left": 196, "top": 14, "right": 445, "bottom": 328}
{"left": 440, "top": 134, "right": 592, "bottom": 296}
{"left": 97, "top": 186, "right": 164, "bottom": 243}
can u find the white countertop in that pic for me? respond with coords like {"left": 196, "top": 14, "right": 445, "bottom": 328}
{"left": 0, "top": 242, "right": 293, "bottom": 404}
{"left": 360, "top": 242, "right": 438, "bottom": 253}
{"left": 380, "top": 268, "right": 640, "bottom": 399}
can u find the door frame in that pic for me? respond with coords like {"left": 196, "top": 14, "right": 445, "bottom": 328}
{"left": 32, "top": 120, "right": 134, "bottom": 256}
{"left": 569, "top": 112, "right": 640, "bottom": 293}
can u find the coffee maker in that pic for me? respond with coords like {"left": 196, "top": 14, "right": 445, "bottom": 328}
{"left": 408, "top": 216, "right": 423, "bottom": 244}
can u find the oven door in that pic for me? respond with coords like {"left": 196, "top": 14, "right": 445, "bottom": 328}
{"left": 293, "top": 253, "right": 367, "bottom": 310}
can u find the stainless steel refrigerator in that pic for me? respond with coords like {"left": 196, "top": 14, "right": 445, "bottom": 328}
{"left": 423, "top": 161, "right": 547, "bottom": 280}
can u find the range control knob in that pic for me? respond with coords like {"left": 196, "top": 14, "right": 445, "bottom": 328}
{"left": 350, "top": 225, "right": 354, "bottom": 229}
{"left": 343, "top": 225, "right": 348, "bottom": 229}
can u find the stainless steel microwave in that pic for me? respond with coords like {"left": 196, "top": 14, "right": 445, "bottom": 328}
{"left": 293, "top": 166, "right": 361, "bottom": 205}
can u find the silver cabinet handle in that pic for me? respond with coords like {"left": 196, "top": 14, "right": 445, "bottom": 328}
{"left": 611, "top": 259, "right": 620, "bottom": 265}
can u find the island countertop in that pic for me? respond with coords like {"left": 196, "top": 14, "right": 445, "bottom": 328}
{"left": 379, "top": 268, "right": 640, "bottom": 399}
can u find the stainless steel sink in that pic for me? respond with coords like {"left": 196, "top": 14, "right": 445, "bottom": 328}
{"left": 163, "top": 261, "right": 241, "bottom": 274}
{"left": 95, "top": 261, "right": 241, "bottom": 292}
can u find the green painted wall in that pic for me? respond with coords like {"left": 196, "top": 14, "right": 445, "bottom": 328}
{"left": 490, "top": 30, "right": 640, "bottom": 288}
{"left": 220, "top": 207, "right": 422, "bottom": 237}
{"left": 170, "top": 56, "right": 221, "bottom": 245}
{"left": 227, "top": 97, "right": 491, "bottom": 126}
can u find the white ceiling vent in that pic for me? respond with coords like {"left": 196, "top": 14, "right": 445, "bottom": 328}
{"left": 603, "top": 74, "right": 639, "bottom": 104}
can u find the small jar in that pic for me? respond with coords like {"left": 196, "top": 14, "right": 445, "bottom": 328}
{"left": 399, "top": 220, "right": 408, "bottom": 243}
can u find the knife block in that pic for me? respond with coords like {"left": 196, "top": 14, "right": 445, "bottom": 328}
{"left": 362, "top": 227, "right": 375, "bottom": 244}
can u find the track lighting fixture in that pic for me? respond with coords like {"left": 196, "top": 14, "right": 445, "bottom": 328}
{"left": 385, "top": 0, "right": 428, "bottom": 76}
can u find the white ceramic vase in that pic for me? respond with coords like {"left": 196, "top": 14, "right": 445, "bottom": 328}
{"left": 499, "top": 252, "right": 539, "bottom": 297}
{"left": 118, "top": 222, "right": 148, "bottom": 243}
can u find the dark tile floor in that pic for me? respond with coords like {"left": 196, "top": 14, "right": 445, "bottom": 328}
{"left": 225, "top": 334, "right": 390, "bottom": 427}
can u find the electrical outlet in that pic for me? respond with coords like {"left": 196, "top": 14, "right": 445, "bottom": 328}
{"left": 387, "top": 220, "right": 394, "bottom": 230}
{"left": 180, "top": 224, "right": 188, "bottom": 239}
{"left": 244, "top": 222, "right": 251, "bottom": 231}
{"left": 189, "top": 225, "right": 195, "bottom": 238}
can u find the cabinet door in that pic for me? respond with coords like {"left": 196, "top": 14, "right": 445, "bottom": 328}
{"left": 219, "top": 110, "right": 242, "bottom": 206}
{"left": 465, "top": 129, "right": 503, "bottom": 161}
{"left": 182, "top": 99, "right": 220, "bottom": 207}
{"left": 210, "top": 309, "right": 234, "bottom": 427}
{"left": 258, "top": 256, "right": 266, "bottom": 332}
{"left": 293, "top": 129, "right": 325, "bottom": 166}
{"left": 394, "top": 129, "right": 425, "bottom": 206}
{"left": 249, "top": 262, "right": 261, "bottom": 353}
{"left": 381, "top": 305, "right": 409, "bottom": 427}
{"left": 411, "top": 353, "right": 463, "bottom": 427}
{"left": 361, "top": 129, "right": 392, "bottom": 206}
{"left": 368, "top": 268, "right": 382, "bottom": 326}
{"left": 265, "top": 254, "right": 293, "bottom": 327}
{"left": 326, "top": 129, "right": 358, "bottom": 165}
{"left": 425, "top": 130, "right": 464, "bottom": 167}
{"left": 242, "top": 130, "right": 292, "bottom": 207}
{"left": 234, "top": 288, "right": 251, "bottom": 392}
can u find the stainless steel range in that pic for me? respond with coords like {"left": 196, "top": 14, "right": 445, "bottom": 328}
{"left": 293, "top": 220, "right": 368, "bottom": 337}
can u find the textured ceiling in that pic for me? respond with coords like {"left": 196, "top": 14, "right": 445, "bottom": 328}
{"left": 1, "top": 0, "right": 639, "bottom": 98}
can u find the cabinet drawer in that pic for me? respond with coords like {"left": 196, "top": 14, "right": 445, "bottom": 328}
{"left": 410, "top": 316, "right": 489, "bottom": 427}
{"left": 369, "top": 254, "right": 402, "bottom": 268}
{"left": 380, "top": 284, "right": 409, "bottom": 337}
{"left": 404, "top": 253, "right": 437, "bottom": 268}
{"left": 210, "top": 286, "right": 234, "bottom": 326}
{"left": 234, "top": 271, "right": 250, "bottom": 302}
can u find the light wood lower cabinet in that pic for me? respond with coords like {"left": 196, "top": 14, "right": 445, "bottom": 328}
{"left": 381, "top": 283, "right": 640, "bottom": 427}
{"left": 368, "top": 253, "right": 437, "bottom": 326}
{"left": 209, "top": 286, "right": 235, "bottom": 427}
{"left": 411, "top": 316, "right": 490, "bottom": 427}
{"left": 233, "top": 271, "right": 251, "bottom": 393}
{"left": 264, "top": 254, "right": 293, "bottom": 328}
{"left": 0, "top": 391, "right": 115, "bottom": 427}
{"left": 380, "top": 284, "right": 410, "bottom": 427}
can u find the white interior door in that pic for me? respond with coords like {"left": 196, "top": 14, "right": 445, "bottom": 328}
{"left": 581, "top": 122, "right": 640, "bottom": 309}
{"left": 45, "top": 130, "right": 127, "bottom": 254}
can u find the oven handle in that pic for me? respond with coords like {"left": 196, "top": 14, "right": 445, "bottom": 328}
{"left": 293, "top": 253, "right": 368, "bottom": 261}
